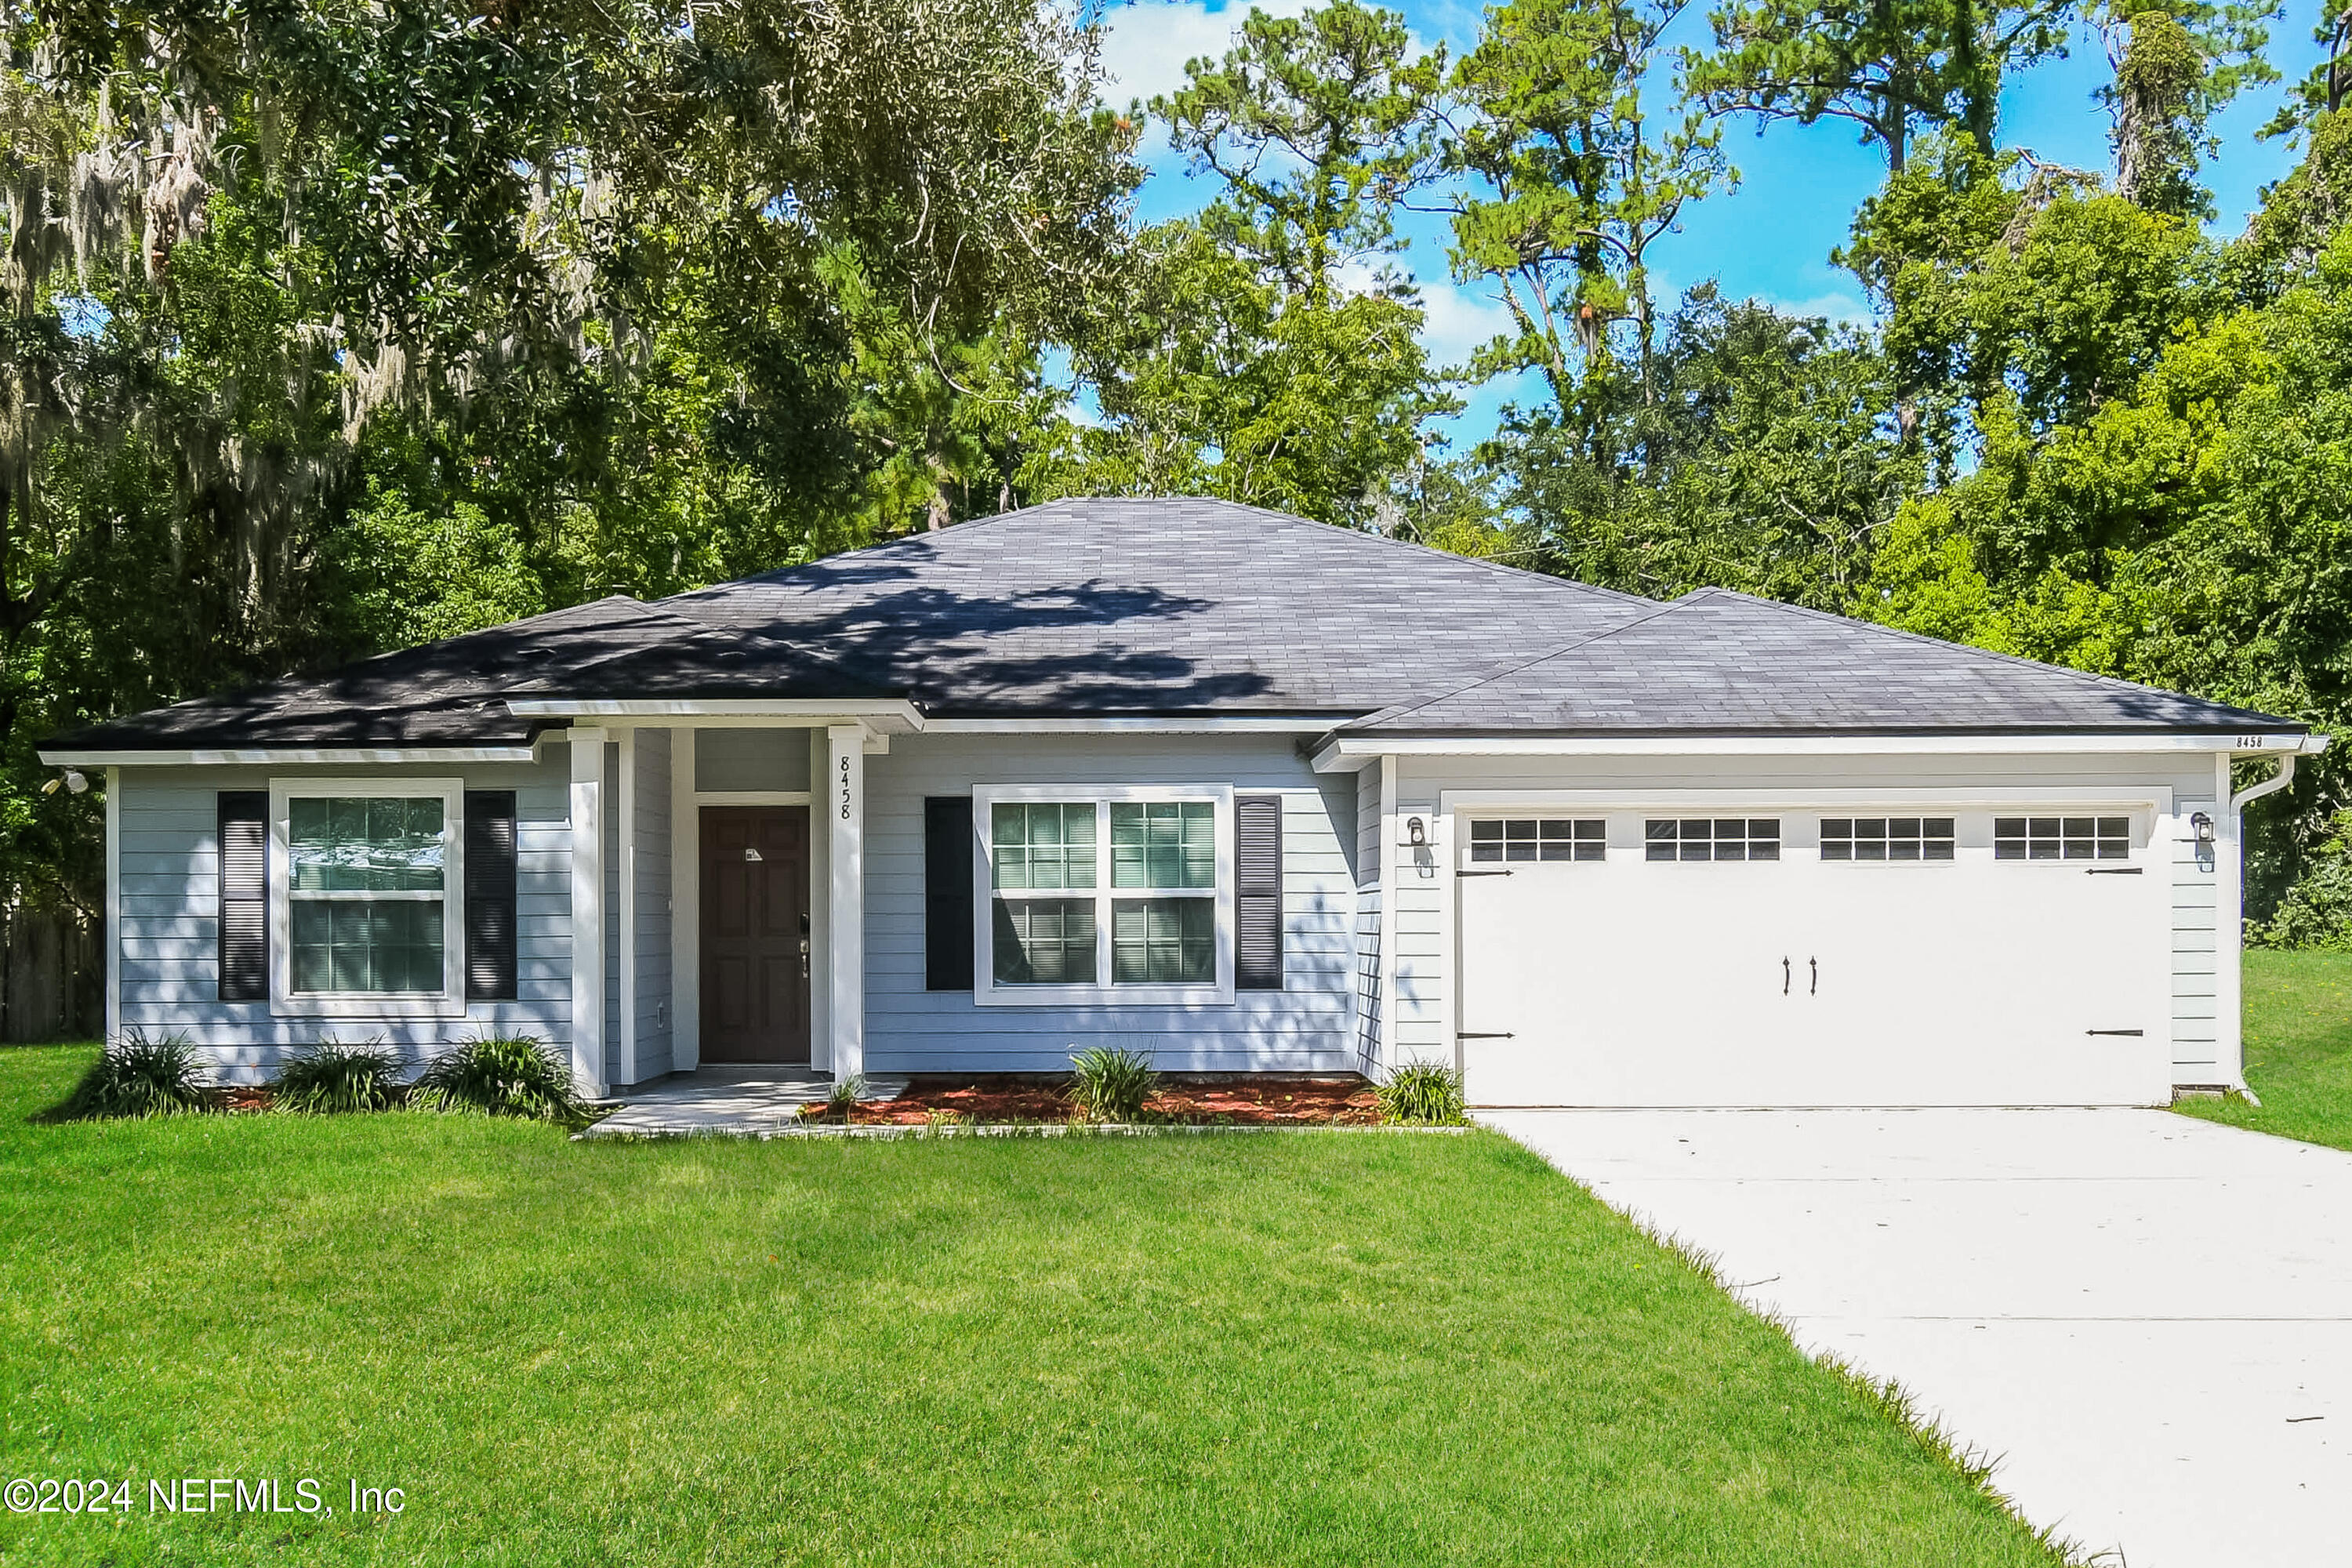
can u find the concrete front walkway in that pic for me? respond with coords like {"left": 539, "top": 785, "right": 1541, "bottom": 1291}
{"left": 586, "top": 1067, "right": 909, "bottom": 1137}
{"left": 1483, "top": 1108, "right": 2352, "bottom": 1568}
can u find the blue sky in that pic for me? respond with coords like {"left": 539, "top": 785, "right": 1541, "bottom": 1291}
{"left": 1094, "top": 0, "right": 2329, "bottom": 449}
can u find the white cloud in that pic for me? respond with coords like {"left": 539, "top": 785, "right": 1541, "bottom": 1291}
{"left": 1767, "top": 291, "right": 1875, "bottom": 329}
{"left": 1414, "top": 277, "right": 1515, "bottom": 368}
{"left": 1097, "top": 0, "right": 1319, "bottom": 111}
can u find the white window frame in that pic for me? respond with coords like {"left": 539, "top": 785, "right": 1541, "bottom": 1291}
{"left": 268, "top": 777, "right": 466, "bottom": 1018}
{"left": 971, "top": 783, "right": 1236, "bottom": 1007}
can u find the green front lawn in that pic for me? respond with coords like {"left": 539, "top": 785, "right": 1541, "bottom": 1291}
{"left": 2175, "top": 948, "right": 2352, "bottom": 1151}
{"left": 0, "top": 1045, "right": 2059, "bottom": 1566}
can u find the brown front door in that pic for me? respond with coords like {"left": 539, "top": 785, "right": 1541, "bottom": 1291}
{"left": 700, "top": 806, "right": 811, "bottom": 1064}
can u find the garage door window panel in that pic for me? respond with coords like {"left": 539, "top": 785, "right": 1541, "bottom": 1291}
{"left": 1646, "top": 818, "right": 1780, "bottom": 862}
{"left": 1469, "top": 818, "right": 1604, "bottom": 864}
{"left": 1994, "top": 816, "right": 2130, "bottom": 861}
{"left": 1821, "top": 818, "right": 1957, "bottom": 862}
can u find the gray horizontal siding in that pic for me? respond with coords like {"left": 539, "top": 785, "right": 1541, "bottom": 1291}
{"left": 859, "top": 734, "right": 1359, "bottom": 1074}
{"left": 114, "top": 760, "right": 573, "bottom": 1084}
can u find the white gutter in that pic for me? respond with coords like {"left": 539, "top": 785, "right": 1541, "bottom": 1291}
{"left": 501, "top": 698, "right": 922, "bottom": 730}
{"left": 1312, "top": 731, "right": 2317, "bottom": 771}
{"left": 37, "top": 746, "right": 538, "bottom": 768}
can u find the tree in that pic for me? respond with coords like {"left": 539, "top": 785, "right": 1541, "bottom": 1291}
{"left": 1476, "top": 286, "right": 1920, "bottom": 609}
{"left": 1682, "top": 0, "right": 2075, "bottom": 172}
{"left": 1065, "top": 2, "right": 1457, "bottom": 529}
{"left": 2099, "top": 0, "right": 2278, "bottom": 220}
{"left": 0, "top": 0, "right": 1141, "bottom": 934}
{"left": 1441, "top": 0, "right": 1732, "bottom": 436}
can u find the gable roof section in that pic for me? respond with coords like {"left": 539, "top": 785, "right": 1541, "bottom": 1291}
{"left": 1346, "top": 587, "right": 2289, "bottom": 736}
{"left": 655, "top": 496, "right": 1653, "bottom": 716}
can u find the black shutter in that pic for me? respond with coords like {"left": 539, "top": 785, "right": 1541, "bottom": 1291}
{"left": 926, "top": 796, "right": 975, "bottom": 990}
{"left": 1236, "top": 793, "right": 1283, "bottom": 990}
{"left": 216, "top": 791, "right": 268, "bottom": 1002}
{"left": 464, "top": 790, "right": 518, "bottom": 1003}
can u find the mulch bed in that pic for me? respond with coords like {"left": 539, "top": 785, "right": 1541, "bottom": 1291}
{"left": 843, "top": 1074, "right": 1381, "bottom": 1127}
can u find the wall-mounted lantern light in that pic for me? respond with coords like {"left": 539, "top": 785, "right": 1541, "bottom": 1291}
{"left": 2191, "top": 811, "right": 2216, "bottom": 848}
{"left": 1406, "top": 816, "right": 1427, "bottom": 847}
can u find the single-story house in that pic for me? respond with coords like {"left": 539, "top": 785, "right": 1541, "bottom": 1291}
{"left": 40, "top": 497, "right": 2325, "bottom": 1107}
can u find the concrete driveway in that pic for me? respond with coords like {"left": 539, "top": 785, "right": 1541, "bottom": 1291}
{"left": 1483, "top": 1109, "right": 2352, "bottom": 1568}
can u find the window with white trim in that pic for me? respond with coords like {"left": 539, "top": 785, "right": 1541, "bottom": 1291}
{"left": 1468, "top": 818, "right": 1605, "bottom": 862}
{"left": 1646, "top": 818, "right": 1780, "bottom": 862}
{"left": 1994, "top": 815, "right": 2129, "bottom": 861}
{"left": 270, "top": 779, "right": 465, "bottom": 1016}
{"left": 975, "top": 786, "right": 1233, "bottom": 1004}
{"left": 1820, "top": 817, "right": 1956, "bottom": 862}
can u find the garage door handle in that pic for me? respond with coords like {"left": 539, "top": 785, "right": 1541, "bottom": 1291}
{"left": 1782, "top": 956, "right": 1791, "bottom": 995}
{"left": 2086, "top": 867, "right": 2143, "bottom": 876}
{"left": 1457, "top": 1031, "right": 1515, "bottom": 1040}
{"left": 1809, "top": 956, "right": 1817, "bottom": 996}
{"left": 2086, "top": 1029, "right": 2145, "bottom": 1036}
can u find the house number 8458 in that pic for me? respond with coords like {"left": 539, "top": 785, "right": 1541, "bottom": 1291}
{"left": 840, "top": 757, "right": 852, "bottom": 820}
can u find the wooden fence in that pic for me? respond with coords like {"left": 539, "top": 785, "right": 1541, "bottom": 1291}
{"left": 0, "top": 906, "right": 101, "bottom": 1043}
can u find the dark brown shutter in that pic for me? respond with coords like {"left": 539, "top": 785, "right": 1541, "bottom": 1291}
{"left": 1236, "top": 793, "right": 1283, "bottom": 990}
{"left": 216, "top": 791, "right": 268, "bottom": 1001}
{"left": 464, "top": 791, "right": 518, "bottom": 1002}
{"left": 926, "top": 796, "right": 975, "bottom": 990}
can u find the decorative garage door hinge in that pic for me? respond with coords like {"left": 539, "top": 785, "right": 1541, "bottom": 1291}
{"left": 1456, "top": 1031, "right": 1515, "bottom": 1039}
{"left": 2085, "top": 1029, "right": 2145, "bottom": 1036}
{"left": 2085, "top": 867, "right": 2143, "bottom": 875}
{"left": 1456, "top": 869, "right": 1513, "bottom": 877}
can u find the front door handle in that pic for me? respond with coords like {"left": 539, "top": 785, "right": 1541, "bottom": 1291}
{"left": 800, "top": 937, "right": 811, "bottom": 979}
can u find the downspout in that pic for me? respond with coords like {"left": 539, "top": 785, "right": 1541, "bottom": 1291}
{"left": 2230, "top": 753, "right": 2297, "bottom": 814}
{"left": 2224, "top": 740, "right": 2328, "bottom": 1103}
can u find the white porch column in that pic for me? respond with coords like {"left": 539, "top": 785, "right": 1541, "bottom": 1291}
{"left": 569, "top": 728, "right": 608, "bottom": 1097}
{"left": 823, "top": 723, "right": 866, "bottom": 1082}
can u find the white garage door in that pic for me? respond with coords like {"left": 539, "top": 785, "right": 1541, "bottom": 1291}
{"left": 1456, "top": 811, "right": 2173, "bottom": 1107}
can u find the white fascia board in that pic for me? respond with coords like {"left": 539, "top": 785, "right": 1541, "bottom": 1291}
{"left": 38, "top": 746, "right": 537, "bottom": 767}
{"left": 1319, "top": 732, "right": 2311, "bottom": 760}
{"left": 922, "top": 716, "right": 1347, "bottom": 735}
{"left": 503, "top": 698, "right": 923, "bottom": 732}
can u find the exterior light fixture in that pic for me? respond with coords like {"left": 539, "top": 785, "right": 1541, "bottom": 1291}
{"left": 2191, "top": 811, "right": 2215, "bottom": 847}
{"left": 1406, "top": 816, "right": 1427, "bottom": 846}
{"left": 41, "top": 770, "right": 86, "bottom": 796}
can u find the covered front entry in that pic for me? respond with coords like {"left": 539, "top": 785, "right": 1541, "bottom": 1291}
{"left": 699, "top": 805, "right": 811, "bottom": 1065}
{"left": 1455, "top": 810, "right": 2172, "bottom": 1107}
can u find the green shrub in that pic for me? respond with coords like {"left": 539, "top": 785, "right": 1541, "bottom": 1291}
{"left": 1068, "top": 1045, "right": 1158, "bottom": 1122}
{"left": 410, "top": 1036, "right": 586, "bottom": 1122}
{"left": 59, "top": 1031, "right": 214, "bottom": 1120}
{"left": 1376, "top": 1062, "right": 1465, "bottom": 1126}
{"left": 271, "top": 1040, "right": 405, "bottom": 1114}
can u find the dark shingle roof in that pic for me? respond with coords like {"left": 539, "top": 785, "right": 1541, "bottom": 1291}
{"left": 1346, "top": 588, "right": 2288, "bottom": 735}
{"left": 51, "top": 597, "right": 890, "bottom": 751}
{"left": 42, "top": 498, "right": 2304, "bottom": 752}
{"left": 658, "top": 496, "right": 1651, "bottom": 715}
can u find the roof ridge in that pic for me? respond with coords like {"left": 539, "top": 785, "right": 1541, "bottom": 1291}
{"left": 1342, "top": 596, "right": 1700, "bottom": 732}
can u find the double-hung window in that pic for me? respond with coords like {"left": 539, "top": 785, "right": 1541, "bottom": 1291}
{"left": 975, "top": 786, "right": 1233, "bottom": 1004}
{"left": 269, "top": 779, "right": 466, "bottom": 1017}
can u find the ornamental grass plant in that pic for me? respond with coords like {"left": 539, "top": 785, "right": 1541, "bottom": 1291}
{"left": 1068, "top": 1045, "right": 1158, "bottom": 1122}
{"left": 270, "top": 1040, "right": 405, "bottom": 1114}
{"left": 410, "top": 1035, "right": 586, "bottom": 1123}
{"left": 54, "top": 1030, "right": 213, "bottom": 1120}
{"left": 1375, "top": 1062, "right": 1466, "bottom": 1126}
